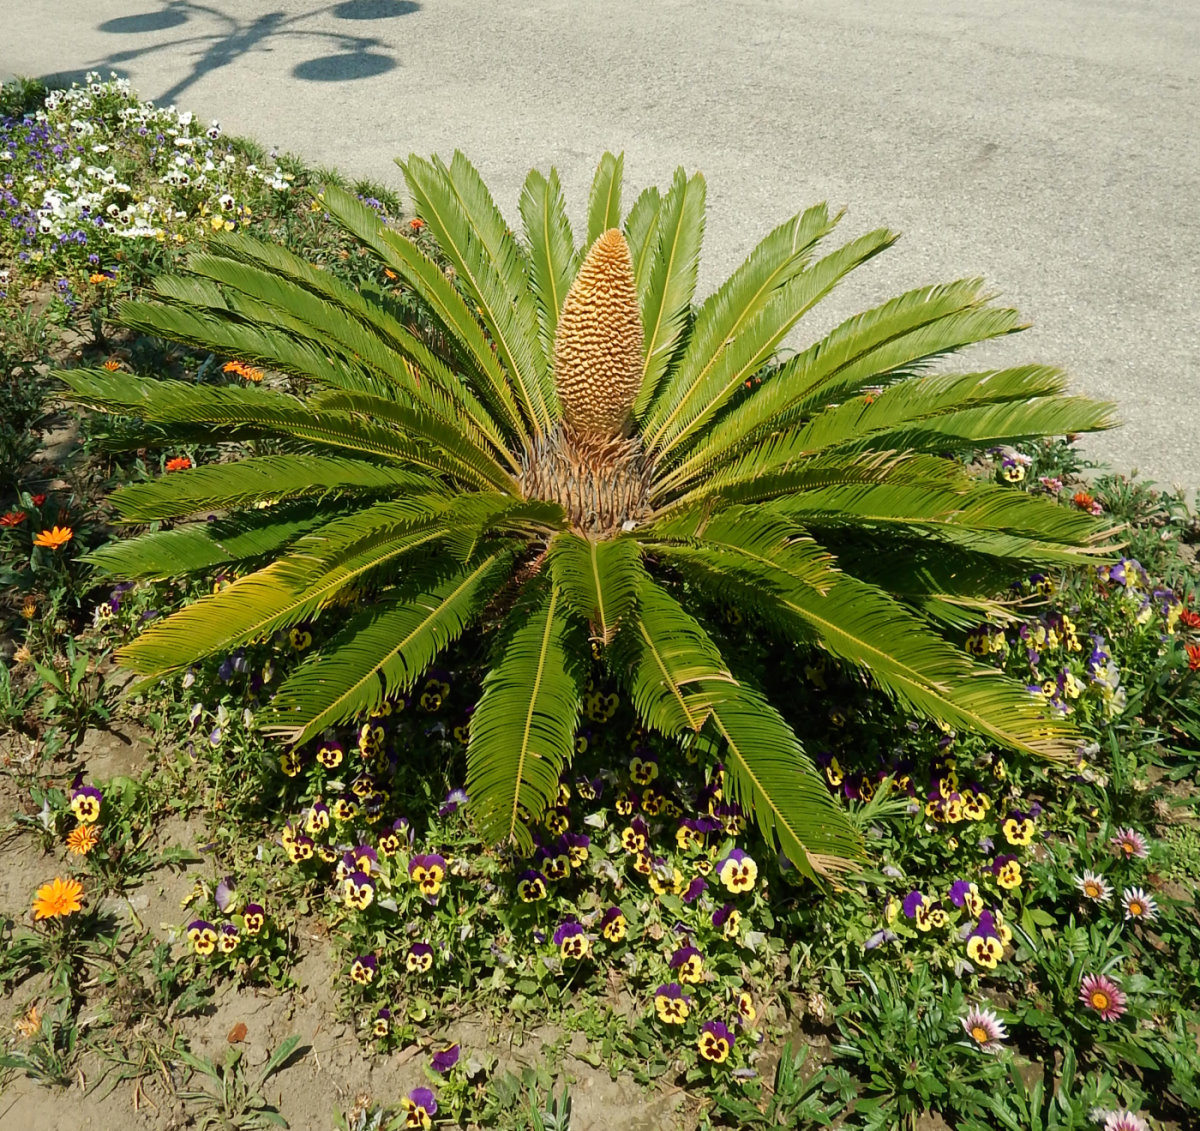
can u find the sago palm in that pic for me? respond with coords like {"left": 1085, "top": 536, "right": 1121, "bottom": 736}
{"left": 60, "top": 152, "right": 1118, "bottom": 878}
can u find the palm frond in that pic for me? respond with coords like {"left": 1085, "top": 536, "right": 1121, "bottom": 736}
{"left": 585, "top": 151, "right": 624, "bottom": 247}
{"left": 547, "top": 531, "right": 642, "bottom": 644}
{"left": 108, "top": 455, "right": 434, "bottom": 521}
{"left": 402, "top": 154, "right": 553, "bottom": 432}
{"left": 636, "top": 168, "right": 706, "bottom": 412}
{"left": 85, "top": 504, "right": 344, "bottom": 579}
{"left": 519, "top": 166, "right": 577, "bottom": 360}
{"left": 319, "top": 185, "right": 528, "bottom": 442}
{"left": 623, "top": 184, "right": 663, "bottom": 306}
{"left": 466, "top": 582, "right": 587, "bottom": 849}
{"left": 263, "top": 552, "right": 514, "bottom": 746}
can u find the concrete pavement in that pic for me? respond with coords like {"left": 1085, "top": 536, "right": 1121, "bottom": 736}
{"left": 4, "top": 0, "right": 1198, "bottom": 488}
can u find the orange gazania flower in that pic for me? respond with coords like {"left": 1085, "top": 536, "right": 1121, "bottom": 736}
{"left": 409, "top": 217, "right": 425, "bottom": 231}
{"left": 89, "top": 272, "right": 114, "bottom": 285}
{"left": 102, "top": 359, "right": 123, "bottom": 371}
{"left": 383, "top": 268, "right": 398, "bottom": 280}
{"left": 1, "top": 510, "right": 26, "bottom": 527}
{"left": 223, "top": 360, "right": 264, "bottom": 382}
{"left": 1187, "top": 643, "right": 1200, "bottom": 672}
{"left": 66, "top": 824, "right": 101, "bottom": 856}
{"left": 14, "top": 1002, "right": 41, "bottom": 1038}
{"left": 33, "top": 526, "right": 73, "bottom": 550}
{"left": 32, "top": 876, "right": 84, "bottom": 920}
{"left": 165, "top": 456, "right": 192, "bottom": 472}
{"left": 1179, "top": 609, "right": 1200, "bottom": 630}
{"left": 1072, "top": 491, "right": 1095, "bottom": 510}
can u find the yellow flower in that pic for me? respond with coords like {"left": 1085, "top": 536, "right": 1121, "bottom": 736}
{"left": 32, "top": 526, "right": 73, "bottom": 550}
{"left": 33, "top": 876, "right": 84, "bottom": 920}
{"left": 66, "top": 824, "right": 100, "bottom": 856}
{"left": 997, "top": 861, "right": 1023, "bottom": 889}
{"left": 14, "top": 1002, "right": 41, "bottom": 1038}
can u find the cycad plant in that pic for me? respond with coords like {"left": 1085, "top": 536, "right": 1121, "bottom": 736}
{"left": 60, "top": 153, "right": 1117, "bottom": 878}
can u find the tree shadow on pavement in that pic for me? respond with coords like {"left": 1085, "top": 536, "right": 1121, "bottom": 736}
{"left": 74, "top": 0, "right": 418, "bottom": 105}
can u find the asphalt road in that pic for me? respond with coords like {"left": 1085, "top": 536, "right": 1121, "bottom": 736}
{"left": 4, "top": 0, "right": 1198, "bottom": 489}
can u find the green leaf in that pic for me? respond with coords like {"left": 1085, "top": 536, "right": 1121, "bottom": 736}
{"left": 466, "top": 583, "right": 587, "bottom": 848}
{"left": 519, "top": 166, "right": 577, "bottom": 360}
{"left": 586, "top": 151, "right": 624, "bottom": 248}
{"left": 623, "top": 185, "right": 663, "bottom": 306}
{"left": 546, "top": 532, "right": 642, "bottom": 644}
{"left": 263, "top": 551, "right": 514, "bottom": 744}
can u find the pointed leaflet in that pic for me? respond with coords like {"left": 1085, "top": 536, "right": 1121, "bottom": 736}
{"left": 401, "top": 155, "right": 553, "bottom": 433}
{"left": 547, "top": 532, "right": 642, "bottom": 644}
{"left": 586, "top": 152, "right": 624, "bottom": 248}
{"left": 636, "top": 169, "right": 706, "bottom": 412}
{"left": 262, "top": 552, "right": 514, "bottom": 745}
{"left": 519, "top": 167, "right": 577, "bottom": 361}
{"left": 466, "top": 583, "right": 587, "bottom": 849}
{"left": 623, "top": 185, "right": 663, "bottom": 313}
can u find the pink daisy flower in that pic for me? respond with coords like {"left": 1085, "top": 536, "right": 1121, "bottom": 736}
{"left": 1121, "top": 887, "right": 1158, "bottom": 922}
{"left": 1103, "top": 1112, "right": 1148, "bottom": 1131}
{"left": 1079, "top": 973, "right": 1127, "bottom": 1021}
{"left": 1109, "top": 828, "right": 1149, "bottom": 860}
{"left": 1073, "top": 870, "right": 1112, "bottom": 902}
{"left": 960, "top": 1005, "right": 1007, "bottom": 1053}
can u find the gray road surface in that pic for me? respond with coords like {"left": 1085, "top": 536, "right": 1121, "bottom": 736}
{"left": 4, "top": 0, "right": 1198, "bottom": 488}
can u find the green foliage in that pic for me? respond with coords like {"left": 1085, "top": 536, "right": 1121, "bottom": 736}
{"left": 60, "top": 151, "right": 1120, "bottom": 875}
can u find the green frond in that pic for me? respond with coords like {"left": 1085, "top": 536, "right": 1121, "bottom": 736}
{"left": 118, "top": 501, "right": 453, "bottom": 676}
{"left": 466, "top": 583, "right": 587, "bottom": 849}
{"left": 547, "top": 532, "right": 642, "bottom": 644}
{"left": 519, "top": 166, "right": 577, "bottom": 360}
{"left": 108, "top": 455, "right": 433, "bottom": 521}
{"left": 585, "top": 152, "right": 624, "bottom": 248}
{"left": 319, "top": 185, "right": 528, "bottom": 442}
{"left": 263, "top": 552, "right": 514, "bottom": 746}
{"left": 644, "top": 503, "right": 836, "bottom": 595}
{"left": 691, "top": 280, "right": 1020, "bottom": 471}
{"left": 702, "top": 686, "right": 864, "bottom": 878}
{"left": 636, "top": 168, "right": 706, "bottom": 412}
{"left": 755, "top": 571, "right": 1078, "bottom": 760}
{"left": 401, "top": 154, "right": 553, "bottom": 432}
{"left": 623, "top": 185, "right": 663, "bottom": 305}
{"left": 613, "top": 579, "right": 859, "bottom": 878}
{"left": 85, "top": 504, "right": 344, "bottom": 580}
{"left": 57, "top": 370, "right": 503, "bottom": 488}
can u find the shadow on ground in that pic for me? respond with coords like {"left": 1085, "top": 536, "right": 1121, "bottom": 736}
{"left": 44, "top": 0, "right": 420, "bottom": 105}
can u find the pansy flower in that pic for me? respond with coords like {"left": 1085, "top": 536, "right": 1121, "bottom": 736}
{"left": 697, "top": 1020, "right": 734, "bottom": 1064}
{"left": 1079, "top": 972, "right": 1126, "bottom": 1020}
{"left": 371, "top": 1008, "right": 391, "bottom": 1038}
{"left": 553, "top": 920, "right": 591, "bottom": 960}
{"left": 736, "top": 991, "right": 756, "bottom": 1023}
{"left": 357, "top": 722, "right": 385, "bottom": 758}
{"left": 914, "top": 902, "right": 947, "bottom": 931}
{"left": 409, "top": 853, "right": 447, "bottom": 897}
{"left": 675, "top": 820, "right": 704, "bottom": 852}
{"left": 350, "top": 954, "right": 378, "bottom": 985}
{"left": 615, "top": 791, "right": 635, "bottom": 816}
{"left": 902, "top": 890, "right": 925, "bottom": 919}
{"left": 217, "top": 923, "right": 240, "bottom": 954}
{"left": 304, "top": 802, "right": 331, "bottom": 836}
{"left": 717, "top": 849, "right": 758, "bottom": 894}
{"left": 960, "top": 790, "right": 989, "bottom": 821}
{"left": 632, "top": 850, "right": 653, "bottom": 876}
{"left": 351, "top": 844, "right": 379, "bottom": 874}
{"left": 966, "top": 911, "right": 1004, "bottom": 969}
{"left": 331, "top": 796, "right": 359, "bottom": 822}
{"left": 1110, "top": 827, "right": 1149, "bottom": 860}
{"left": 286, "top": 835, "right": 315, "bottom": 863}
{"left": 316, "top": 741, "right": 344, "bottom": 769}
{"left": 682, "top": 876, "right": 708, "bottom": 904}
{"left": 649, "top": 860, "right": 685, "bottom": 896}
{"left": 991, "top": 855, "right": 1022, "bottom": 889}
{"left": 1002, "top": 813, "right": 1036, "bottom": 846}
{"left": 542, "top": 807, "right": 570, "bottom": 836}
{"left": 713, "top": 903, "right": 741, "bottom": 939}
{"left": 517, "top": 869, "right": 547, "bottom": 902}
{"left": 401, "top": 1087, "right": 437, "bottom": 1130}
{"left": 669, "top": 945, "right": 704, "bottom": 984}
{"left": 1121, "top": 887, "right": 1158, "bottom": 922}
{"left": 540, "top": 845, "right": 571, "bottom": 881}
{"left": 565, "top": 832, "right": 590, "bottom": 867}
{"left": 575, "top": 774, "right": 602, "bottom": 802}
{"left": 406, "top": 942, "right": 434, "bottom": 973}
{"left": 377, "top": 829, "right": 402, "bottom": 857}
{"left": 620, "top": 818, "right": 648, "bottom": 855}
{"left": 187, "top": 920, "right": 218, "bottom": 957}
{"left": 318, "top": 845, "right": 340, "bottom": 864}
{"left": 288, "top": 627, "right": 312, "bottom": 651}
{"left": 629, "top": 751, "right": 658, "bottom": 785}
{"left": 70, "top": 785, "right": 102, "bottom": 825}
{"left": 343, "top": 871, "right": 376, "bottom": 910}
{"left": 431, "top": 1043, "right": 460, "bottom": 1073}
{"left": 242, "top": 904, "right": 266, "bottom": 935}
{"left": 279, "top": 750, "right": 302, "bottom": 777}
{"left": 653, "top": 983, "right": 690, "bottom": 1024}
{"left": 641, "top": 788, "right": 667, "bottom": 816}
{"left": 599, "top": 906, "right": 627, "bottom": 943}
